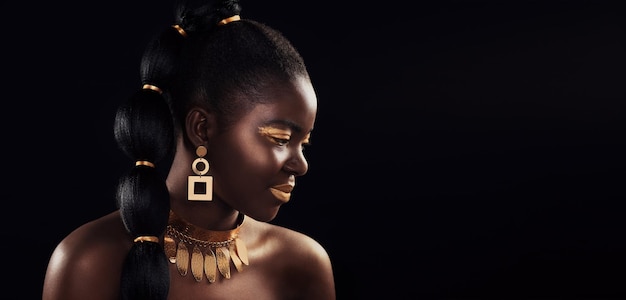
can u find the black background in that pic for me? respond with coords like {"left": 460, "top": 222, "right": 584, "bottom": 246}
{"left": 2, "top": 0, "right": 624, "bottom": 299}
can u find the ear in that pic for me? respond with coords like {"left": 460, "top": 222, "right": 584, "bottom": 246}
{"left": 185, "top": 107, "right": 217, "bottom": 146}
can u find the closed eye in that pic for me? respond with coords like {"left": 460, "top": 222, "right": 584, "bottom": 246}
{"left": 259, "top": 126, "right": 311, "bottom": 148}
{"left": 270, "top": 136, "right": 290, "bottom": 146}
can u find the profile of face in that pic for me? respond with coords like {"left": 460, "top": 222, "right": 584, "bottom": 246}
{"left": 207, "top": 76, "right": 317, "bottom": 221}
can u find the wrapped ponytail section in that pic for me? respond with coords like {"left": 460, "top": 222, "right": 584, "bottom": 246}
{"left": 112, "top": 22, "right": 185, "bottom": 300}
{"left": 111, "top": 0, "right": 251, "bottom": 298}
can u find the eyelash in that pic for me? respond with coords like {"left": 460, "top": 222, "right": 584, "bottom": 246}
{"left": 269, "top": 136, "right": 311, "bottom": 148}
{"left": 270, "top": 136, "right": 289, "bottom": 146}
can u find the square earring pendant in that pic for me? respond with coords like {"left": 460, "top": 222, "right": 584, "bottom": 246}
{"left": 188, "top": 175, "right": 213, "bottom": 201}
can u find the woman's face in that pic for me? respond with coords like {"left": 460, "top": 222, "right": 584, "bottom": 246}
{"left": 207, "top": 76, "right": 317, "bottom": 222}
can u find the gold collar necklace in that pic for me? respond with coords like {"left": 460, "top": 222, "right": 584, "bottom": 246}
{"left": 163, "top": 210, "right": 248, "bottom": 283}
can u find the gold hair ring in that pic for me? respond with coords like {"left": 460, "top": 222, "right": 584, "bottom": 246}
{"left": 218, "top": 15, "right": 241, "bottom": 26}
{"left": 172, "top": 24, "right": 188, "bottom": 37}
{"left": 142, "top": 84, "right": 163, "bottom": 94}
{"left": 134, "top": 236, "right": 159, "bottom": 243}
{"left": 136, "top": 160, "right": 155, "bottom": 168}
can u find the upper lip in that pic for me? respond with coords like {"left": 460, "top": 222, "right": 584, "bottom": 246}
{"left": 271, "top": 183, "right": 294, "bottom": 193}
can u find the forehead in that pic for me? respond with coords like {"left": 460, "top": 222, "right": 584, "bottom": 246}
{"left": 245, "top": 77, "right": 317, "bottom": 132}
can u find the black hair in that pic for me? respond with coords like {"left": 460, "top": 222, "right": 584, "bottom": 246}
{"left": 112, "top": 0, "right": 310, "bottom": 299}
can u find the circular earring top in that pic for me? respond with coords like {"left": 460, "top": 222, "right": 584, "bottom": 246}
{"left": 196, "top": 145, "right": 207, "bottom": 157}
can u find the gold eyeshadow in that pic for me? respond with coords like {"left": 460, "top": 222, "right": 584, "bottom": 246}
{"left": 258, "top": 126, "right": 312, "bottom": 146}
{"left": 258, "top": 126, "right": 290, "bottom": 139}
{"left": 302, "top": 133, "right": 311, "bottom": 144}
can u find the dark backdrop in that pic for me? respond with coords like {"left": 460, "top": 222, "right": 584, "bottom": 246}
{"left": 3, "top": 1, "right": 624, "bottom": 299}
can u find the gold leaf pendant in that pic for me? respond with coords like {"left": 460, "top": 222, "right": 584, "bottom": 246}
{"left": 176, "top": 242, "right": 189, "bottom": 276}
{"left": 216, "top": 246, "right": 231, "bottom": 279}
{"left": 235, "top": 238, "right": 249, "bottom": 265}
{"left": 204, "top": 249, "right": 217, "bottom": 283}
{"left": 191, "top": 245, "right": 204, "bottom": 282}
{"left": 164, "top": 236, "right": 177, "bottom": 264}
{"left": 230, "top": 243, "right": 243, "bottom": 272}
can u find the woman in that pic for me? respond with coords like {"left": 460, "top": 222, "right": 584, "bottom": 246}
{"left": 42, "top": 0, "right": 336, "bottom": 299}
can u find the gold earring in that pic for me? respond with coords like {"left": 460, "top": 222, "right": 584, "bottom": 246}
{"left": 188, "top": 145, "right": 213, "bottom": 201}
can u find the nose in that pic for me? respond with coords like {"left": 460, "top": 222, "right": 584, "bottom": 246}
{"left": 284, "top": 146, "right": 308, "bottom": 176}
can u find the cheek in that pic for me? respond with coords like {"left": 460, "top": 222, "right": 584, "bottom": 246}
{"left": 210, "top": 135, "right": 281, "bottom": 179}
{"left": 240, "top": 144, "right": 287, "bottom": 176}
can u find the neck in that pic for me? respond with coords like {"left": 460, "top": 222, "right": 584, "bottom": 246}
{"left": 166, "top": 138, "right": 240, "bottom": 230}
{"left": 169, "top": 200, "right": 241, "bottom": 231}
{"left": 167, "top": 210, "right": 245, "bottom": 237}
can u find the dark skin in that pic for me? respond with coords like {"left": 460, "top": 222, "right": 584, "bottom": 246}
{"left": 43, "top": 76, "right": 336, "bottom": 300}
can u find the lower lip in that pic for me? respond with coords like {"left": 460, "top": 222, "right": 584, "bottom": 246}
{"left": 270, "top": 188, "right": 291, "bottom": 202}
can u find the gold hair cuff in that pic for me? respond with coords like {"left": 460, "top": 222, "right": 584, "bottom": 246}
{"left": 218, "top": 15, "right": 241, "bottom": 26}
{"left": 136, "top": 160, "right": 155, "bottom": 168}
{"left": 134, "top": 236, "right": 159, "bottom": 243}
{"left": 142, "top": 84, "right": 163, "bottom": 94}
{"left": 172, "top": 24, "right": 188, "bottom": 37}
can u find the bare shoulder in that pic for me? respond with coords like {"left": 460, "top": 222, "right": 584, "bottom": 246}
{"left": 43, "top": 210, "right": 132, "bottom": 300}
{"left": 268, "top": 222, "right": 331, "bottom": 262}
{"left": 246, "top": 219, "right": 336, "bottom": 300}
